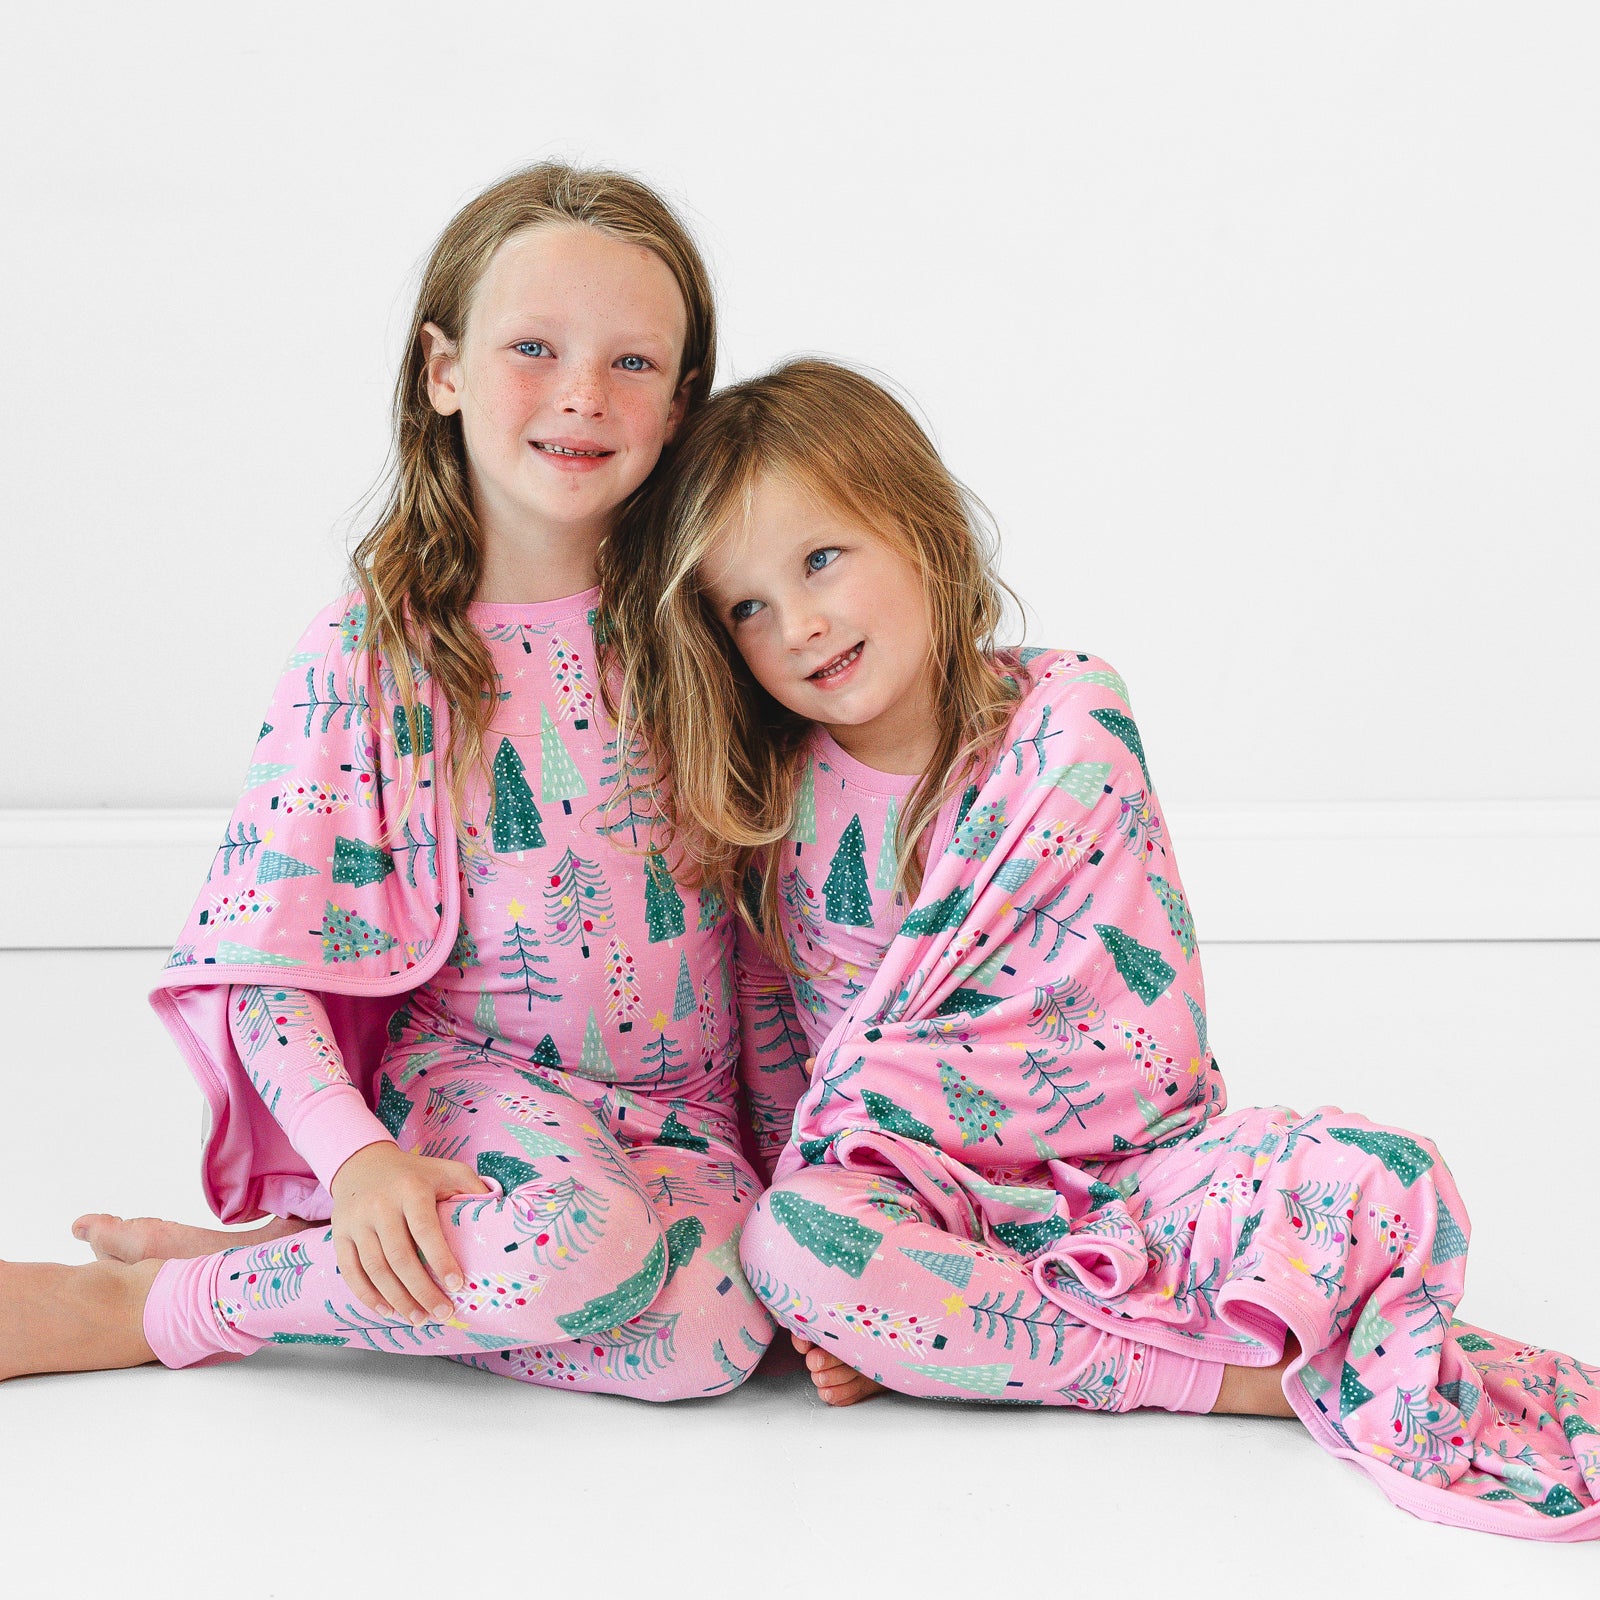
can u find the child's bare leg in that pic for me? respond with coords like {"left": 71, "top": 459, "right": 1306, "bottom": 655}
{"left": 72, "top": 1211, "right": 303, "bottom": 1264}
{"left": 791, "top": 1333, "right": 884, "bottom": 1407}
{"left": 1211, "top": 1334, "right": 1299, "bottom": 1417}
{"left": 0, "top": 1257, "right": 161, "bottom": 1381}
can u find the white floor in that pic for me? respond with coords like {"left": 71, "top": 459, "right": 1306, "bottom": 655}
{"left": 2, "top": 943, "right": 1596, "bottom": 1595}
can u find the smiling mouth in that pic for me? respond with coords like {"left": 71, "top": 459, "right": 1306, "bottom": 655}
{"left": 531, "top": 441, "right": 613, "bottom": 458}
{"left": 809, "top": 643, "right": 863, "bottom": 681}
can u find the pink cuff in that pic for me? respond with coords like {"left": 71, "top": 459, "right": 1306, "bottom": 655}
{"left": 143, "top": 1255, "right": 255, "bottom": 1369}
{"left": 283, "top": 1085, "right": 396, "bottom": 1193}
{"left": 1128, "top": 1344, "right": 1225, "bottom": 1413}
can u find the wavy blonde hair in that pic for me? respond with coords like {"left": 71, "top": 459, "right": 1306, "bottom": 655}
{"left": 599, "top": 359, "right": 1021, "bottom": 965}
{"left": 349, "top": 162, "right": 717, "bottom": 820}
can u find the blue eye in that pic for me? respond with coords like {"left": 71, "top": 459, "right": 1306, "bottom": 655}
{"left": 806, "top": 547, "right": 841, "bottom": 573}
{"left": 730, "top": 599, "right": 764, "bottom": 623}
{"left": 514, "top": 341, "right": 551, "bottom": 358}
{"left": 616, "top": 354, "right": 652, "bottom": 372}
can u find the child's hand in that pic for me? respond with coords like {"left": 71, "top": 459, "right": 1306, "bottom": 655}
{"left": 328, "top": 1143, "right": 489, "bottom": 1325}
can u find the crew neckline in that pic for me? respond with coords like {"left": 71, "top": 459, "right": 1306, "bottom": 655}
{"left": 811, "top": 725, "right": 924, "bottom": 797}
{"left": 468, "top": 584, "right": 600, "bottom": 626}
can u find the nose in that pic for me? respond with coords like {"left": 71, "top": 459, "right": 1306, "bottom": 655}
{"left": 557, "top": 358, "right": 608, "bottom": 420}
{"left": 782, "top": 604, "right": 828, "bottom": 655}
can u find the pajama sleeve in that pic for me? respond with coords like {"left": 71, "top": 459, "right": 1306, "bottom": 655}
{"left": 734, "top": 917, "right": 813, "bottom": 1184}
{"left": 226, "top": 984, "right": 397, "bottom": 1193}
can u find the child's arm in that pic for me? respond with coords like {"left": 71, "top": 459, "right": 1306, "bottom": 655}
{"left": 733, "top": 920, "right": 813, "bottom": 1183}
{"left": 227, "top": 985, "right": 485, "bottom": 1323}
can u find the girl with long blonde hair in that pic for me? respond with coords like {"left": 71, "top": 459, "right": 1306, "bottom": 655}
{"left": 601, "top": 358, "right": 1600, "bottom": 1537}
{"left": 3, "top": 163, "right": 775, "bottom": 1400}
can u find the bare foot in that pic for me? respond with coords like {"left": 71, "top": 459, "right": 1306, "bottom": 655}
{"left": 72, "top": 1212, "right": 303, "bottom": 1264}
{"left": 792, "top": 1332, "right": 884, "bottom": 1407}
{"left": 1211, "top": 1333, "right": 1299, "bottom": 1417}
{"left": 0, "top": 1257, "right": 162, "bottom": 1381}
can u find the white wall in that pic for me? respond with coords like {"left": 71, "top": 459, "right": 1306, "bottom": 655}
{"left": 3, "top": 3, "right": 1596, "bottom": 823}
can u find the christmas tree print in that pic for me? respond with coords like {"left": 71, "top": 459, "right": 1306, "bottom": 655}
{"left": 951, "top": 799, "right": 1008, "bottom": 862}
{"left": 226, "top": 1238, "right": 314, "bottom": 1309}
{"left": 542, "top": 847, "right": 613, "bottom": 957}
{"left": 1113, "top": 790, "right": 1166, "bottom": 865}
{"left": 672, "top": 951, "right": 697, "bottom": 1021}
{"left": 900, "top": 884, "right": 974, "bottom": 939}
{"left": 474, "top": 989, "right": 498, "bottom": 1039}
{"left": 643, "top": 851, "right": 685, "bottom": 943}
{"left": 547, "top": 632, "right": 596, "bottom": 728}
{"left": 1113, "top": 1020, "right": 1184, "bottom": 1096}
{"left": 938, "top": 1058, "right": 1013, "bottom": 1146}
{"left": 697, "top": 884, "right": 726, "bottom": 932}
{"left": 1023, "top": 820, "right": 1100, "bottom": 866}
{"left": 1089, "top": 706, "right": 1152, "bottom": 787}
{"left": 201, "top": 886, "right": 276, "bottom": 928}
{"left": 1280, "top": 1181, "right": 1360, "bottom": 1253}
{"left": 597, "top": 732, "right": 657, "bottom": 845}
{"left": 789, "top": 756, "right": 817, "bottom": 853}
{"left": 1433, "top": 1198, "right": 1469, "bottom": 1264}
{"left": 874, "top": 796, "right": 901, "bottom": 891}
{"left": 1095, "top": 924, "right": 1175, "bottom": 1005}
{"left": 276, "top": 780, "right": 352, "bottom": 818}
{"left": 211, "top": 821, "right": 263, "bottom": 880}
{"left": 255, "top": 849, "right": 318, "bottom": 884}
{"left": 1339, "top": 1361, "right": 1376, "bottom": 1417}
{"left": 1027, "top": 976, "right": 1104, "bottom": 1044}
{"left": 392, "top": 702, "right": 434, "bottom": 757}
{"left": 862, "top": 1090, "right": 936, "bottom": 1143}
{"left": 1349, "top": 1298, "right": 1395, "bottom": 1360}
{"left": 374, "top": 1073, "right": 414, "bottom": 1138}
{"left": 662, "top": 1215, "right": 706, "bottom": 1286}
{"left": 639, "top": 1024, "right": 685, "bottom": 1088}
{"left": 781, "top": 867, "right": 824, "bottom": 952}
{"left": 1328, "top": 1126, "right": 1436, "bottom": 1187}
{"left": 539, "top": 703, "right": 587, "bottom": 814}
{"left": 500, "top": 910, "right": 558, "bottom": 1007}
{"left": 1147, "top": 873, "right": 1197, "bottom": 960}
{"left": 475, "top": 1149, "right": 538, "bottom": 1195}
{"left": 447, "top": 921, "right": 479, "bottom": 976}
{"left": 554, "top": 1236, "right": 667, "bottom": 1339}
{"left": 319, "top": 902, "right": 399, "bottom": 964}
{"left": 578, "top": 1008, "right": 617, "bottom": 1080}
{"left": 241, "top": 760, "right": 293, "bottom": 793}
{"left": 900, "top": 1246, "right": 975, "bottom": 1289}
{"left": 767, "top": 1189, "right": 883, "bottom": 1278}
{"left": 822, "top": 814, "right": 873, "bottom": 926}
{"left": 916, "top": 1362, "right": 1014, "bottom": 1398}
{"left": 490, "top": 737, "right": 545, "bottom": 851}
{"left": 1388, "top": 1388, "right": 1468, "bottom": 1483}
{"left": 1184, "top": 991, "right": 1208, "bottom": 1058}
{"left": 697, "top": 975, "right": 720, "bottom": 1059}
{"left": 1046, "top": 761, "right": 1111, "bottom": 805}
{"left": 991, "top": 1216, "right": 1069, "bottom": 1258}
{"left": 602, "top": 937, "right": 642, "bottom": 1032}
{"left": 331, "top": 836, "right": 395, "bottom": 889}
{"left": 530, "top": 1034, "right": 562, "bottom": 1069}
{"left": 823, "top": 1300, "right": 945, "bottom": 1357}
{"left": 656, "top": 1109, "right": 710, "bottom": 1154}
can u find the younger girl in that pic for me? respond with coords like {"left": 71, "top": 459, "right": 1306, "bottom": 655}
{"left": 601, "top": 359, "right": 1600, "bottom": 1534}
{"left": 1, "top": 164, "right": 773, "bottom": 1399}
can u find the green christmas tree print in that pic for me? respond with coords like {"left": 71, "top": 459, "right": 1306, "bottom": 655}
{"left": 656, "top": 1109, "right": 710, "bottom": 1154}
{"left": 950, "top": 799, "right": 1007, "bottom": 862}
{"left": 374, "top": 1073, "right": 413, "bottom": 1138}
{"left": 1047, "top": 761, "right": 1111, "bottom": 805}
{"left": 1349, "top": 1298, "right": 1395, "bottom": 1359}
{"left": 643, "top": 851, "right": 686, "bottom": 943}
{"left": 822, "top": 814, "right": 873, "bottom": 926}
{"left": 491, "top": 737, "right": 545, "bottom": 852}
{"left": 900, "top": 884, "right": 974, "bottom": 939}
{"left": 539, "top": 703, "right": 588, "bottom": 814}
{"left": 1327, "top": 1126, "right": 1436, "bottom": 1187}
{"left": 1433, "top": 1199, "right": 1469, "bottom": 1263}
{"left": 789, "top": 757, "right": 816, "bottom": 854}
{"left": 662, "top": 1215, "right": 706, "bottom": 1285}
{"left": 392, "top": 702, "right": 434, "bottom": 756}
{"left": 862, "top": 1090, "right": 936, "bottom": 1143}
{"left": 477, "top": 1150, "right": 538, "bottom": 1194}
{"left": 697, "top": 884, "right": 726, "bottom": 932}
{"left": 1339, "top": 1361, "right": 1376, "bottom": 1417}
{"left": 1089, "top": 706, "right": 1152, "bottom": 787}
{"left": 501, "top": 912, "right": 559, "bottom": 1008}
{"left": 1094, "top": 924, "right": 1175, "bottom": 1005}
{"left": 875, "top": 796, "right": 901, "bottom": 892}
{"left": 916, "top": 1362, "right": 1014, "bottom": 1398}
{"left": 672, "top": 951, "right": 697, "bottom": 1021}
{"left": 331, "top": 836, "right": 395, "bottom": 888}
{"left": 938, "top": 1058, "right": 1013, "bottom": 1146}
{"left": 446, "top": 921, "right": 479, "bottom": 975}
{"left": 320, "top": 902, "right": 399, "bottom": 964}
{"left": 555, "top": 1236, "right": 667, "bottom": 1339}
{"left": 578, "top": 1008, "right": 617, "bottom": 1080}
{"left": 474, "top": 988, "right": 498, "bottom": 1038}
{"left": 992, "top": 1215, "right": 1069, "bottom": 1257}
{"left": 543, "top": 847, "right": 613, "bottom": 957}
{"left": 767, "top": 1189, "right": 883, "bottom": 1278}
{"left": 530, "top": 1034, "right": 562, "bottom": 1069}
{"left": 900, "top": 1246, "right": 975, "bottom": 1289}
{"left": 256, "top": 849, "right": 318, "bottom": 884}
{"left": 1147, "top": 873, "right": 1197, "bottom": 960}
{"left": 639, "top": 1028, "right": 684, "bottom": 1088}
{"left": 228, "top": 1238, "right": 314, "bottom": 1309}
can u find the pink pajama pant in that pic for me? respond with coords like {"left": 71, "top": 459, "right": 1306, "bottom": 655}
{"left": 143, "top": 1043, "right": 774, "bottom": 1401}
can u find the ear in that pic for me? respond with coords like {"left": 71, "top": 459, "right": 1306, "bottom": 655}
{"left": 663, "top": 367, "right": 699, "bottom": 445}
{"left": 420, "top": 322, "right": 463, "bottom": 417}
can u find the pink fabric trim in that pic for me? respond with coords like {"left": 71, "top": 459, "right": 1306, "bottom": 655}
{"left": 283, "top": 1084, "right": 395, "bottom": 1193}
{"left": 143, "top": 1255, "right": 254, "bottom": 1369}
{"left": 1130, "top": 1345, "right": 1224, "bottom": 1414}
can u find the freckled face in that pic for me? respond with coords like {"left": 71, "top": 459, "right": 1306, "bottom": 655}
{"left": 424, "top": 223, "right": 692, "bottom": 549}
{"left": 701, "top": 472, "right": 938, "bottom": 774}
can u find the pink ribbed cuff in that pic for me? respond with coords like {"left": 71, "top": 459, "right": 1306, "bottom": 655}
{"left": 283, "top": 1085, "right": 395, "bottom": 1193}
{"left": 1128, "top": 1344, "right": 1225, "bottom": 1413}
{"left": 142, "top": 1255, "right": 256, "bottom": 1369}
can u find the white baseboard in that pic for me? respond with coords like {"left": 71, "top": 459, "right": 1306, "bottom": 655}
{"left": 1, "top": 802, "right": 1596, "bottom": 950}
